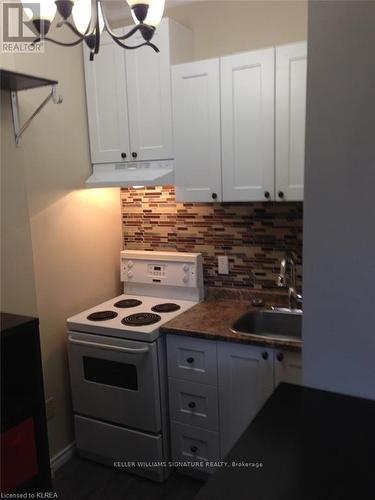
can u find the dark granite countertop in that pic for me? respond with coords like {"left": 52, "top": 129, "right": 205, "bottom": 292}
{"left": 160, "top": 288, "right": 302, "bottom": 352}
{"left": 194, "top": 383, "right": 375, "bottom": 500}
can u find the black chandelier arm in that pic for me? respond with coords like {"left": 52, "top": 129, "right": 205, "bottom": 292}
{"left": 114, "top": 24, "right": 142, "bottom": 41}
{"left": 31, "top": 36, "right": 86, "bottom": 47}
{"left": 109, "top": 34, "right": 159, "bottom": 53}
{"left": 56, "top": 20, "right": 92, "bottom": 38}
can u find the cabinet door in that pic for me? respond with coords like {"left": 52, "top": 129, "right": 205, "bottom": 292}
{"left": 274, "top": 350, "right": 303, "bottom": 387}
{"left": 221, "top": 48, "right": 275, "bottom": 202}
{"left": 125, "top": 20, "right": 173, "bottom": 161}
{"left": 172, "top": 59, "right": 222, "bottom": 202}
{"left": 218, "top": 342, "right": 274, "bottom": 457}
{"left": 276, "top": 42, "right": 307, "bottom": 201}
{"left": 83, "top": 30, "right": 130, "bottom": 164}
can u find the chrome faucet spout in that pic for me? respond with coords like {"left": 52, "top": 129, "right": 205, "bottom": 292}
{"left": 277, "top": 253, "right": 302, "bottom": 310}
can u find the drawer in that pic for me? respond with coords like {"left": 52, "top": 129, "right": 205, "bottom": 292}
{"left": 167, "top": 335, "right": 218, "bottom": 385}
{"left": 74, "top": 415, "right": 165, "bottom": 482}
{"left": 171, "top": 422, "right": 220, "bottom": 473}
{"left": 169, "top": 378, "right": 219, "bottom": 431}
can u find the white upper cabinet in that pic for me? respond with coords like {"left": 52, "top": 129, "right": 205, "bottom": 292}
{"left": 84, "top": 19, "right": 193, "bottom": 165}
{"left": 84, "top": 30, "right": 130, "bottom": 164}
{"left": 275, "top": 42, "right": 307, "bottom": 201}
{"left": 221, "top": 48, "right": 275, "bottom": 202}
{"left": 172, "top": 59, "right": 222, "bottom": 202}
{"left": 125, "top": 19, "right": 173, "bottom": 161}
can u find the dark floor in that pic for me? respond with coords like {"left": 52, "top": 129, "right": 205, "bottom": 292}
{"left": 53, "top": 456, "right": 204, "bottom": 500}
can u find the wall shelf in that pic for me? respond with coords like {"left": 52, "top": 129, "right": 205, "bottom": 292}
{"left": 0, "top": 69, "right": 63, "bottom": 144}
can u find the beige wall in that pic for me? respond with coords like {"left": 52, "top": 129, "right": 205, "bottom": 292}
{"left": 166, "top": 1, "right": 308, "bottom": 59}
{"left": 118, "top": 1, "right": 308, "bottom": 57}
{"left": 1, "top": 90, "right": 38, "bottom": 317}
{"left": 0, "top": 40, "right": 122, "bottom": 457}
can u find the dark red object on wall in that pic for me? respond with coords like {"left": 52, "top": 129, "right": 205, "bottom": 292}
{"left": 1, "top": 313, "right": 51, "bottom": 493}
{"left": 1, "top": 418, "right": 38, "bottom": 492}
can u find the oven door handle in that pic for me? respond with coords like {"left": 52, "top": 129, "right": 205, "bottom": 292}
{"left": 68, "top": 335, "right": 150, "bottom": 354}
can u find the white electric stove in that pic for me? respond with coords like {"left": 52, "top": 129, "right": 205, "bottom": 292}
{"left": 67, "top": 250, "right": 204, "bottom": 482}
{"left": 67, "top": 293, "right": 199, "bottom": 342}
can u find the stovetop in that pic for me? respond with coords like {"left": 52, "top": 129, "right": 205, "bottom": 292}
{"left": 67, "top": 294, "right": 197, "bottom": 342}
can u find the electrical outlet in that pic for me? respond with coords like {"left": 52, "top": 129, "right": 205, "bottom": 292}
{"left": 45, "top": 397, "right": 56, "bottom": 420}
{"left": 218, "top": 255, "right": 229, "bottom": 275}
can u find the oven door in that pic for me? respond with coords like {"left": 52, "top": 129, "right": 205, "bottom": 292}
{"left": 68, "top": 332, "right": 161, "bottom": 433}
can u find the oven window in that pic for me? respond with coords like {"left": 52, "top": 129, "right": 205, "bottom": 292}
{"left": 83, "top": 356, "right": 138, "bottom": 391}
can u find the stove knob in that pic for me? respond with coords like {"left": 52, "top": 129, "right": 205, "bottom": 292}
{"left": 183, "top": 264, "right": 189, "bottom": 272}
{"left": 127, "top": 271, "right": 133, "bottom": 279}
{"left": 182, "top": 275, "right": 189, "bottom": 284}
{"left": 127, "top": 260, "right": 133, "bottom": 268}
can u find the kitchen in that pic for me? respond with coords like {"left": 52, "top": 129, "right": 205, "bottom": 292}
{"left": 1, "top": 1, "right": 374, "bottom": 499}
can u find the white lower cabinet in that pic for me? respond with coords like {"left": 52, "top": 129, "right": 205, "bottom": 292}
{"left": 274, "top": 349, "right": 303, "bottom": 387}
{"left": 171, "top": 422, "right": 220, "bottom": 464}
{"left": 166, "top": 334, "right": 302, "bottom": 473}
{"left": 217, "top": 342, "right": 274, "bottom": 458}
{"left": 169, "top": 378, "right": 219, "bottom": 431}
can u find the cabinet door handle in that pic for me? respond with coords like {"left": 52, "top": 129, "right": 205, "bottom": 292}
{"left": 132, "top": 152, "right": 137, "bottom": 159}
{"left": 188, "top": 401, "right": 196, "bottom": 409}
{"left": 264, "top": 191, "right": 270, "bottom": 199}
{"left": 277, "top": 352, "right": 284, "bottom": 362}
{"left": 121, "top": 152, "right": 127, "bottom": 159}
{"left": 212, "top": 192, "right": 218, "bottom": 200}
{"left": 262, "top": 351, "right": 269, "bottom": 360}
{"left": 278, "top": 191, "right": 284, "bottom": 199}
{"left": 190, "top": 446, "right": 198, "bottom": 453}
{"left": 186, "top": 357, "right": 194, "bottom": 364}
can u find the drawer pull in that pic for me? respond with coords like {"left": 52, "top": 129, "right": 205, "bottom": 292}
{"left": 186, "top": 357, "right": 194, "bottom": 364}
{"left": 190, "top": 445, "right": 198, "bottom": 453}
{"left": 188, "top": 401, "right": 196, "bottom": 409}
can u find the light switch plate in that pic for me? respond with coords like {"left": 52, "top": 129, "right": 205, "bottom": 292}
{"left": 218, "top": 255, "right": 229, "bottom": 275}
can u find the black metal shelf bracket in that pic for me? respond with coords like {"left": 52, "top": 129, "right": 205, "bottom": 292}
{"left": 10, "top": 84, "right": 63, "bottom": 145}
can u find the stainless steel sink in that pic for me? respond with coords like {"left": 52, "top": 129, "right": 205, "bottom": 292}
{"left": 231, "top": 309, "right": 302, "bottom": 340}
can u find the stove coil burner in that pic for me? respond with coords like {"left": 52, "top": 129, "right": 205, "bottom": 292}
{"left": 121, "top": 313, "right": 161, "bottom": 327}
{"left": 151, "top": 303, "right": 181, "bottom": 313}
{"left": 87, "top": 310, "right": 118, "bottom": 321}
{"left": 114, "top": 299, "right": 142, "bottom": 308}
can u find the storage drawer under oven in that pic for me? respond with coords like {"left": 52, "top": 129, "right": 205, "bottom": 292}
{"left": 68, "top": 332, "right": 161, "bottom": 433}
{"left": 75, "top": 415, "right": 165, "bottom": 482}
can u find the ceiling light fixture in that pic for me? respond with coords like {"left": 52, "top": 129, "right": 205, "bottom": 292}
{"left": 21, "top": 0, "right": 165, "bottom": 60}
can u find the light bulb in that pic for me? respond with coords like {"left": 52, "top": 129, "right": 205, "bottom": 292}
{"left": 127, "top": 0, "right": 151, "bottom": 7}
{"left": 72, "top": 0, "right": 91, "bottom": 34}
{"left": 21, "top": 0, "right": 56, "bottom": 22}
{"left": 131, "top": 0, "right": 164, "bottom": 27}
{"left": 22, "top": 7, "right": 33, "bottom": 21}
{"left": 39, "top": 0, "right": 57, "bottom": 22}
{"left": 72, "top": 0, "right": 104, "bottom": 35}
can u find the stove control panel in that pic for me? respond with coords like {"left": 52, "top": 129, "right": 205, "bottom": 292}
{"left": 120, "top": 251, "right": 203, "bottom": 290}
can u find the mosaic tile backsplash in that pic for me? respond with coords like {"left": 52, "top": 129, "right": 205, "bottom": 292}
{"left": 121, "top": 186, "right": 303, "bottom": 289}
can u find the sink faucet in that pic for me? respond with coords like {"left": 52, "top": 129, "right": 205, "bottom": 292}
{"left": 277, "top": 252, "right": 303, "bottom": 310}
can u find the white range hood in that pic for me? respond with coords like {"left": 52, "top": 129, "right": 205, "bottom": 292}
{"left": 85, "top": 160, "right": 174, "bottom": 188}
